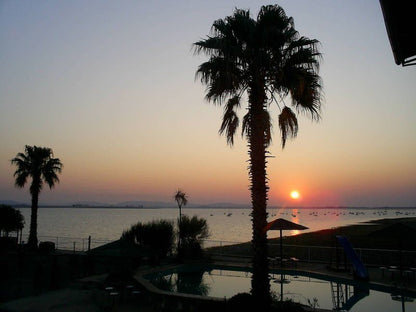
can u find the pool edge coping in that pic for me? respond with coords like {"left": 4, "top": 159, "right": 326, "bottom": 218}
{"left": 134, "top": 263, "right": 227, "bottom": 303}
{"left": 134, "top": 261, "right": 416, "bottom": 302}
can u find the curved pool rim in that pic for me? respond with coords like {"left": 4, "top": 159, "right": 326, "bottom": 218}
{"left": 137, "top": 263, "right": 416, "bottom": 301}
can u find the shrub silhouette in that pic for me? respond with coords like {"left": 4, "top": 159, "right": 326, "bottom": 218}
{"left": 121, "top": 219, "right": 174, "bottom": 259}
{"left": 0, "top": 204, "right": 24, "bottom": 237}
{"left": 178, "top": 215, "right": 209, "bottom": 257}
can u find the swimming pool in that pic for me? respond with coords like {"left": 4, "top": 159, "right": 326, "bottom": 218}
{"left": 145, "top": 264, "right": 416, "bottom": 312}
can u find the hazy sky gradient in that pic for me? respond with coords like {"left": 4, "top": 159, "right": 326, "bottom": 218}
{"left": 1, "top": 1, "right": 415, "bottom": 207}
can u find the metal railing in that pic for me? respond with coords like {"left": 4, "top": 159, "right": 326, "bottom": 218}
{"left": 16, "top": 235, "right": 416, "bottom": 267}
{"left": 202, "top": 239, "right": 416, "bottom": 267}
{"left": 21, "top": 234, "right": 113, "bottom": 252}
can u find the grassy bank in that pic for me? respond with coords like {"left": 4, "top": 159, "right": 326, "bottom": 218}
{"left": 206, "top": 217, "right": 416, "bottom": 266}
{"left": 282, "top": 217, "right": 416, "bottom": 249}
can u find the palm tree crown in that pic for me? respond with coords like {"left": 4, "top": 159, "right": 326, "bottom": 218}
{"left": 194, "top": 5, "right": 322, "bottom": 147}
{"left": 174, "top": 189, "right": 188, "bottom": 209}
{"left": 194, "top": 5, "right": 322, "bottom": 309}
{"left": 11, "top": 145, "right": 63, "bottom": 248}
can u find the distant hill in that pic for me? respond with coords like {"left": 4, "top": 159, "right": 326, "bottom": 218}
{"left": 0, "top": 200, "right": 29, "bottom": 207}
{"left": 191, "top": 202, "right": 249, "bottom": 208}
{"left": 116, "top": 201, "right": 171, "bottom": 208}
{"left": 69, "top": 201, "right": 111, "bottom": 207}
{"left": 116, "top": 201, "right": 249, "bottom": 208}
{"left": 68, "top": 200, "right": 249, "bottom": 208}
{"left": 0, "top": 199, "right": 248, "bottom": 209}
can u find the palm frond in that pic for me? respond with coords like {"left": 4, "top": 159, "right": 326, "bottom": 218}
{"left": 42, "top": 157, "right": 63, "bottom": 188}
{"left": 14, "top": 171, "right": 29, "bottom": 188}
{"left": 288, "top": 69, "right": 322, "bottom": 120}
{"left": 257, "top": 5, "right": 291, "bottom": 36}
{"left": 11, "top": 153, "right": 31, "bottom": 187}
{"left": 284, "top": 37, "right": 321, "bottom": 71}
{"left": 194, "top": 36, "right": 235, "bottom": 57}
{"left": 219, "top": 96, "right": 240, "bottom": 145}
{"left": 242, "top": 112, "right": 251, "bottom": 139}
{"left": 227, "top": 8, "right": 255, "bottom": 44}
{"left": 195, "top": 57, "right": 244, "bottom": 104}
{"left": 256, "top": 5, "right": 296, "bottom": 50}
{"left": 278, "top": 106, "right": 298, "bottom": 148}
{"left": 43, "top": 172, "right": 59, "bottom": 189}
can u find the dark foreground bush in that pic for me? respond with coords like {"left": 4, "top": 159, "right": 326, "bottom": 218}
{"left": 121, "top": 219, "right": 174, "bottom": 260}
{"left": 39, "top": 241, "right": 55, "bottom": 253}
{"left": 227, "top": 293, "right": 255, "bottom": 312}
{"left": 0, "top": 236, "right": 17, "bottom": 252}
{"left": 227, "top": 292, "right": 306, "bottom": 312}
{"left": 272, "top": 300, "right": 305, "bottom": 312}
{"left": 105, "top": 267, "right": 139, "bottom": 290}
{"left": 179, "top": 215, "right": 210, "bottom": 258}
{"left": 0, "top": 205, "right": 24, "bottom": 236}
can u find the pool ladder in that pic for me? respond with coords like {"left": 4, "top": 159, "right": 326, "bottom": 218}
{"left": 330, "top": 282, "right": 351, "bottom": 311}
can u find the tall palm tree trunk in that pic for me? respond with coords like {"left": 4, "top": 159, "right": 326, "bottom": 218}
{"left": 178, "top": 205, "right": 182, "bottom": 253}
{"left": 248, "top": 84, "right": 270, "bottom": 307}
{"left": 28, "top": 189, "right": 39, "bottom": 249}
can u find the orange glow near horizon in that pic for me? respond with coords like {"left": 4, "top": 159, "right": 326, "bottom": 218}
{"left": 291, "top": 208, "right": 300, "bottom": 235}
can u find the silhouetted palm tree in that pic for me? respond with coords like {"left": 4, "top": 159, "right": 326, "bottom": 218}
{"left": 174, "top": 189, "right": 188, "bottom": 252}
{"left": 194, "top": 5, "right": 322, "bottom": 308}
{"left": 11, "top": 145, "right": 63, "bottom": 249}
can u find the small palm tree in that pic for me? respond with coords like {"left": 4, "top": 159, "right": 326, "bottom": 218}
{"left": 194, "top": 5, "right": 322, "bottom": 308}
{"left": 174, "top": 189, "right": 188, "bottom": 252}
{"left": 11, "top": 145, "right": 63, "bottom": 249}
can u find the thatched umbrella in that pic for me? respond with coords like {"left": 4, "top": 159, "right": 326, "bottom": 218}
{"left": 266, "top": 218, "right": 308, "bottom": 266}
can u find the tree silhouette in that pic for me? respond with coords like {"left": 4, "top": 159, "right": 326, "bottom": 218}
{"left": 0, "top": 204, "right": 24, "bottom": 238}
{"left": 194, "top": 5, "right": 322, "bottom": 308}
{"left": 174, "top": 189, "right": 188, "bottom": 252}
{"left": 178, "top": 215, "right": 209, "bottom": 257}
{"left": 11, "top": 145, "right": 63, "bottom": 249}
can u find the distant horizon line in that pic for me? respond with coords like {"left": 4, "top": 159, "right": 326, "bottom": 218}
{"left": 1, "top": 200, "right": 415, "bottom": 210}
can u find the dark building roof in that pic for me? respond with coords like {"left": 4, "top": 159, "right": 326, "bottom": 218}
{"left": 380, "top": 0, "right": 416, "bottom": 66}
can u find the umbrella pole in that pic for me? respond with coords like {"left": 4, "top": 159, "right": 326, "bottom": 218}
{"left": 280, "top": 229, "right": 283, "bottom": 266}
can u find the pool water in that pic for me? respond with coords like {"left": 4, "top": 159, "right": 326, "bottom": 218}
{"left": 146, "top": 265, "right": 416, "bottom": 312}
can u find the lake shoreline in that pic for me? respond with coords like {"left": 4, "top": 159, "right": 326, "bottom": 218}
{"left": 206, "top": 217, "right": 416, "bottom": 263}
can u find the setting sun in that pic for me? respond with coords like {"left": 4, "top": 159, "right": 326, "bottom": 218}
{"left": 290, "top": 190, "right": 300, "bottom": 199}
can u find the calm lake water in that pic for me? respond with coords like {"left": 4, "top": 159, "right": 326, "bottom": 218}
{"left": 17, "top": 207, "right": 416, "bottom": 248}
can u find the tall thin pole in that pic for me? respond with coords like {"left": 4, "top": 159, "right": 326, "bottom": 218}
{"left": 178, "top": 204, "right": 182, "bottom": 253}
{"left": 280, "top": 229, "right": 283, "bottom": 266}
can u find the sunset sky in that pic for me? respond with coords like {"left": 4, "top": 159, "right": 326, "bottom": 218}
{"left": 1, "top": 1, "right": 415, "bottom": 207}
